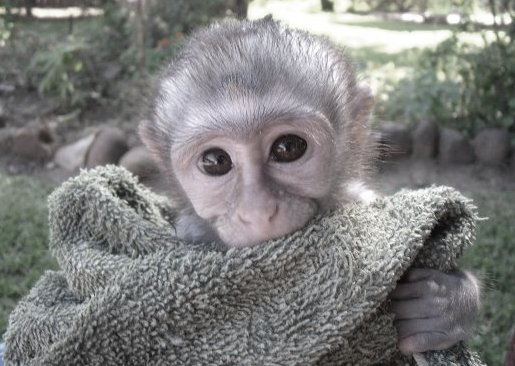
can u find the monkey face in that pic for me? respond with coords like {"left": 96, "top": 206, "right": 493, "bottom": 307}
{"left": 170, "top": 119, "right": 336, "bottom": 247}
{"left": 141, "top": 18, "right": 376, "bottom": 247}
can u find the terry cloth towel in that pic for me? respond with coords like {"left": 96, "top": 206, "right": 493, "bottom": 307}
{"left": 4, "top": 166, "right": 485, "bottom": 366}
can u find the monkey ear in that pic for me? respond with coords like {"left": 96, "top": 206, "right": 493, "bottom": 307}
{"left": 343, "top": 83, "right": 377, "bottom": 179}
{"left": 138, "top": 119, "right": 168, "bottom": 168}
{"left": 138, "top": 119, "right": 155, "bottom": 148}
{"left": 351, "top": 84, "right": 374, "bottom": 123}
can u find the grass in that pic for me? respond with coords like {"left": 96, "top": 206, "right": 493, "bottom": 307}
{"left": 0, "top": 174, "right": 57, "bottom": 335}
{"left": 460, "top": 191, "right": 515, "bottom": 365}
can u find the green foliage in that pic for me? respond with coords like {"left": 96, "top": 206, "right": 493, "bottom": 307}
{"left": 0, "top": 174, "right": 57, "bottom": 335}
{"left": 88, "top": 3, "right": 133, "bottom": 64}
{"left": 144, "top": 44, "right": 182, "bottom": 73}
{"left": 460, "top": 40, "right": 515, "bottom": 131}
{"left": 83, "top": 0, "right": 237, "bottom": 75}
{"left": 27, "top": 37, "right": 90, "bottom": 107}
{"left": 2, "top": 1, "right": 241, "bottom": 107}
{"left": 145, "top": 0, "right": 233, "bottom": 46}
{"left": 376, "top": 36, "right": 515, "bottom": 135}
{"left": 0, "top": 18, "right": 13, "bottom": 45}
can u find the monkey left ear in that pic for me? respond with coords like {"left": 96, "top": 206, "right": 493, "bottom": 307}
{"left": 138, "top": 119, "right": 155, "bottom": 147}
{"left": 138, "top": 119, "right": 168, "bottom": 169}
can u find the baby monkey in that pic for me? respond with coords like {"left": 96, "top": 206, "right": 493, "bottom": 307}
{"left": 140, "top": 18, "right": 480, "bottom": 355}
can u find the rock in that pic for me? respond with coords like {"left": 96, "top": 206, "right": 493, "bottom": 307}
{"left": 412, "top": 119, "right": 439, "bottom": 159}
{"left": 0, "top": 127, "right": 17, "bottom": 154}
{"left": 54, "top": 133, "right": 96, "bottom": 172}
{"left": 12, "top": 126, "right": 55, "bottom": 162}
{"left": 472, "top": 128, "right": 512, "bottom": 165}
{"left": 119, "top": 145, "right": 161, "bottom": 181}
{"left": 438, "top": 127, "right": 475, "bottom": 164}
{"left": 0, "top": 82, "right": 15, "bottom": 94}
{"left": 85, "top": 127, "right": 129, "bottom": 168}
{"left": 376, "top": 121, "right": 412, "bottom": 159}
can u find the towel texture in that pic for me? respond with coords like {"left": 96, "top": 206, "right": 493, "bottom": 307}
{"left": 4, "top": 166, "right": 484, "bottom": 365}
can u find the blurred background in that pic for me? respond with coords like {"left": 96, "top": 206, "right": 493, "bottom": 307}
{"left": 0, "top": 0, "right": 514, "bottom": 364}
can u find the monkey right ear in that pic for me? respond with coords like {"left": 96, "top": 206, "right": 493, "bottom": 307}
{"left": 138, "top": 119, "right": 167, "bottom": 168}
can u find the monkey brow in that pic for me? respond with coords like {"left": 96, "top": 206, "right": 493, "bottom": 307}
{"left": 172, "top": 110, "right": 335, "bottom": 166}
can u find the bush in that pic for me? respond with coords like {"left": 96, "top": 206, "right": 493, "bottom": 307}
{"left": 145, "top": 0, "right": 234, "bottom": 45}
{"left": 87, "top": 4, "right": 133, "bottom": 66}
{"left": 23, "top": 1, "right": 237, "bottom": 106}
{"left": 91, "top": 0, "right": 237, "bottom": 70}
{"left": 376, "top": 36, "right": 515, "bottom": 135}
{"left": 27, "top": 37, "right": 93, "bottom": 107}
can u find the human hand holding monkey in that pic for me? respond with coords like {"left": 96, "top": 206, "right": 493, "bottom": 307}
{"left": 140, "top": 18, "right": 480, "bottom": 356}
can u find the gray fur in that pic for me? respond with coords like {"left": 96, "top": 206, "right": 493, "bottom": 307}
{"left": 142, "top": 18, "right": 375, "bottom": 209}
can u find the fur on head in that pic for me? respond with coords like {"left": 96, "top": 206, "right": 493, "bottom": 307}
{"left": 140, "top": 17, "right": 375, "bottom": 214}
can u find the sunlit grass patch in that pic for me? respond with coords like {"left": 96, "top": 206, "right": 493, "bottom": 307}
{"left": 249, "top": 0, "right": 455, "bottom": 52}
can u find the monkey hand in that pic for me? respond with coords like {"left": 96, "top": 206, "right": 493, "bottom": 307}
{"left": 389, "top": 268, "right": 480, "bottom": 355}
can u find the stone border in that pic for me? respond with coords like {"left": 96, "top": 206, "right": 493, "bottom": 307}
{"left": 375, "top": 120, "right": 515, "bottom": 168}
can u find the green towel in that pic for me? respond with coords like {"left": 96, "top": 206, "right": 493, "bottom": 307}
{"left": 4, "top": 166, "right": 484, "bottom": 365}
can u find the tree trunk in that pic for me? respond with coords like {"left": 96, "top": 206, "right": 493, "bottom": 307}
{"left": 24, "top": 0, "right": 34, "bottom": 18}
{"left": 321, "top": 0, "right": 334, "bottom": 12}
{"left": 234, "top": 0, "right": 248, "bottom": 19}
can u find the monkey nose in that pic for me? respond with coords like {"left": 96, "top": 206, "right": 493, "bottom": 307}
{"left": 237, "top": 203, "right": 279, "bottom": 226}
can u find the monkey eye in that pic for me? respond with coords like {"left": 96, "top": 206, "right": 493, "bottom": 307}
{"left": 199, "top": 148, "right": 233, "bottom": 176}
{"left": 270, "top": 134, "right": 307, "bottom": 163}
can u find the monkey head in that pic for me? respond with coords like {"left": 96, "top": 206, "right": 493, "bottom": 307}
{"left": 140, "top": 18, "right": 375, "bottom": 247}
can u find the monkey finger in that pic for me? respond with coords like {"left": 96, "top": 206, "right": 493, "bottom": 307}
{"left": 401, "top": 268, "right": 437, "bottom": 283}
{"left": 390, "top": 299, "right": 440, "bottom": 320}
{"left": 397, "top": 330, "right": 457, "bottom": 355}
{"left": 389, "top": 282, "right": 426, "bottom": 300}
{"left": 394, "top": 318, "right": 445, "bottom": 340}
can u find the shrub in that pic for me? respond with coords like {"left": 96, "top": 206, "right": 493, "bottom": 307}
{"left": 27, "top": 37, "right": 92, "bottom": 107}
{"left": 145, "top": 0, "right": 234, "bottom": 46}
{"left": 376, "top": 36, "right": 515, "bottom": 135}
{"left": 24, "top": 1, "right": 237, "bottom": 106}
